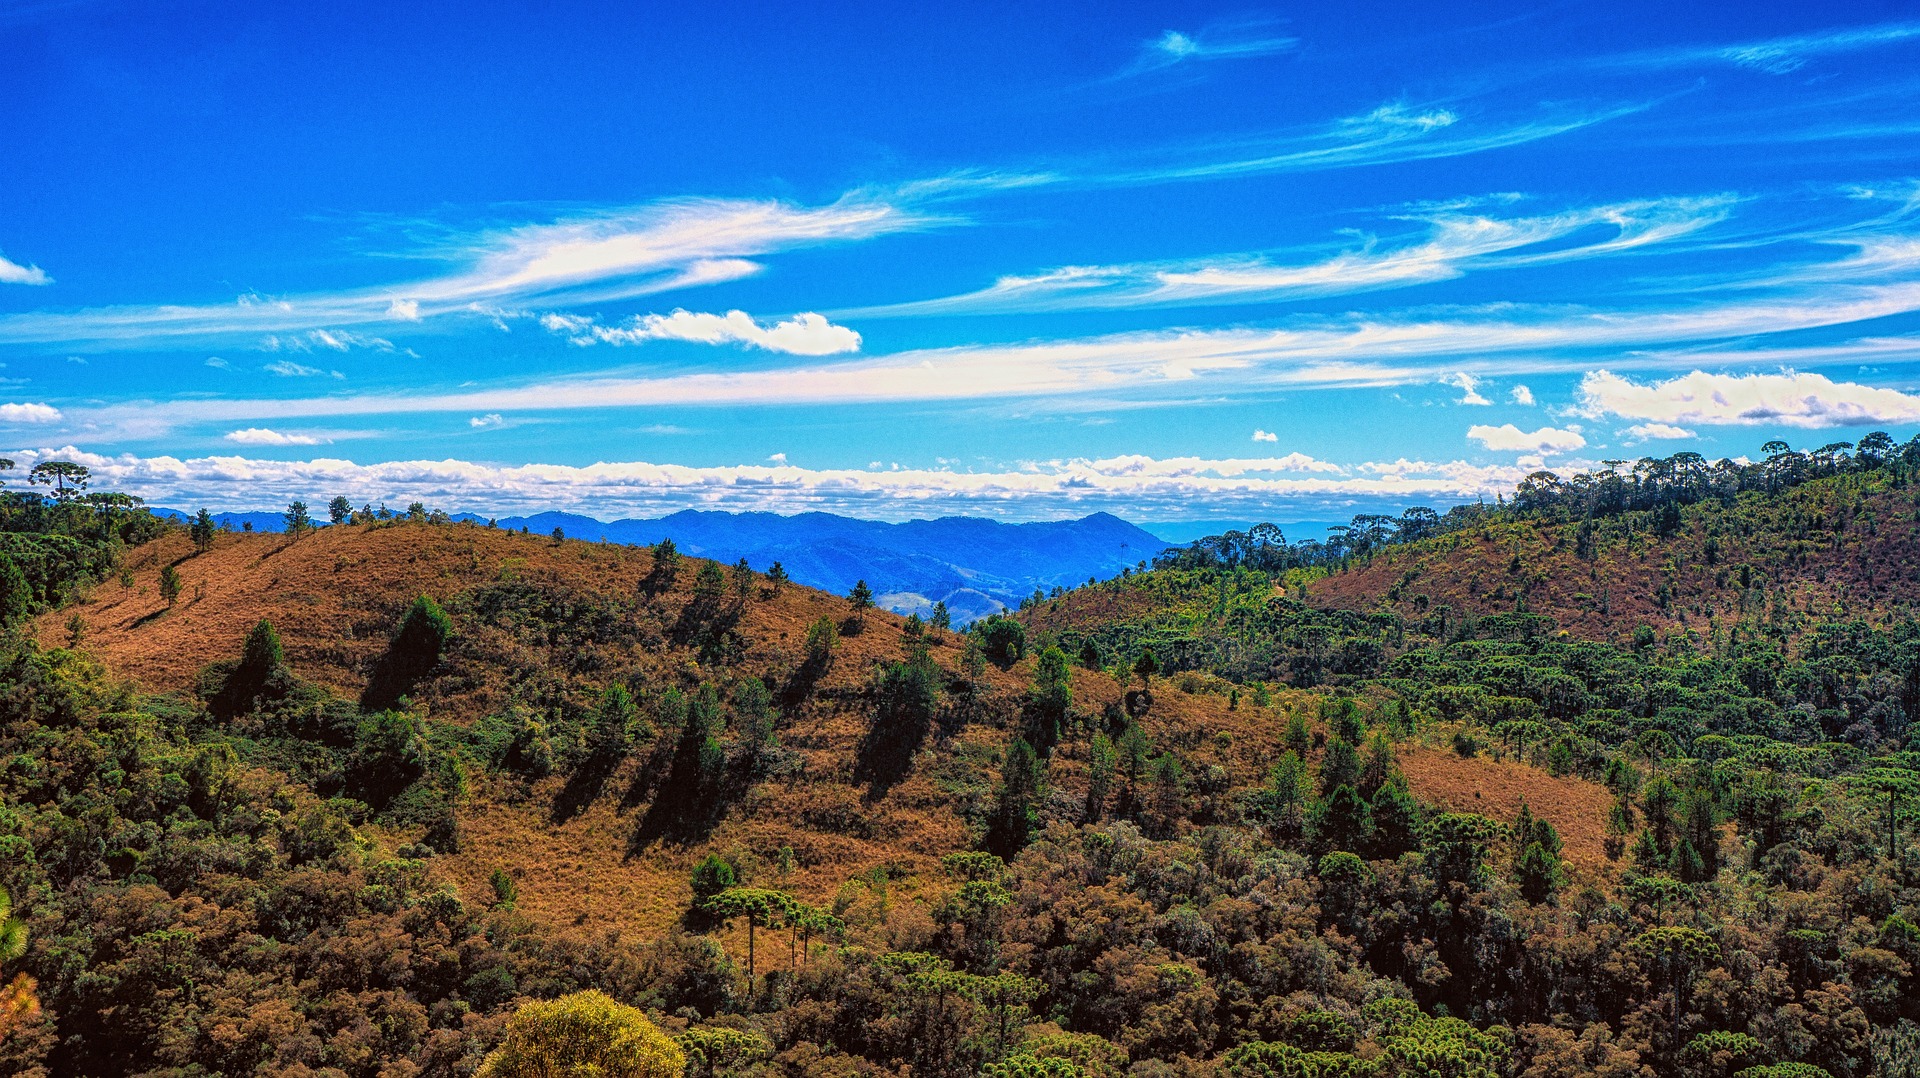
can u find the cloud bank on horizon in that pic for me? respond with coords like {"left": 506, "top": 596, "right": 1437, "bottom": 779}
{"left": 5, "top": 3, "right": 1920, "bottom": 520}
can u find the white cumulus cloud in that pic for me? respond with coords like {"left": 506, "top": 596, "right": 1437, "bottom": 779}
{"left": 1467, "top": 423, "right": 1587, "bottom": 454}
{"left": 546, "top": 309, "right": 861, "bottom": 355}
{"left": 470, "top": 413, "right": 507, "bottom": 429}
{"left": 1252, "top": 429, "right": 1278, "bottom": 442}
{"left": 224, "top": 428, "right": 328, "bottom": 446}
{"left": 6, "top": 446, "right": 1533, "bottom": 521}
{"left": 1623, "top": 422, "right": 1697, "bottom": 442}
{"left": 1509, "top": 384, "right": 1535, "bottom": 406}
{"left": 0, "top": 254, "right": 51, "bottom": 286}
{"left": 1444, "top": 372, "right": 1492, "bottom": 405}
{"left": 0, "top": 403, "right": 62, "bottom": 424}
{"left": 1577, "top": 369, "right": 1920, "bottom": 428}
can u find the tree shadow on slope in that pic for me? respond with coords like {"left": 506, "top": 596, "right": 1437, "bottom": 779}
{"left": 853, "top": 658, "right": 940, "bottom": 802}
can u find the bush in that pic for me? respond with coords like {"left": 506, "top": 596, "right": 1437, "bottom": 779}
{"left": 477, "top": 991, "right": 684, "bottom": 1078}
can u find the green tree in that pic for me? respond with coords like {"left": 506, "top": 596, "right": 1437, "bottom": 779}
{"left": 1132, "top": 647, "right": 1159, "bottom": 688}
{"left": 362, "top": 594, "right": 453, "bottom": 711}
{"left": 1309, "top": 784, "right": 1371, "bottom": 853}
{"left": 702, "top": 887, "right": 800, "bottom": 983}
{"left": 1078, "top": 639, "right": 1103, "bottom": 670}
{"left": 765, "top": 560, "right": 787, "bottom": 593}
{"left": 690, "top": 854, "right": 736, "bottom": 904}
{"left": 804, "top": 615, "right": 840, "bottom": 668}
{"left": 1029, "top": 645, "right": 1073, "bottom": 744}
{"left": 1319, "top": 737, "right": 1361, "bottom": 795}
{"left": 327, "top": 496, "right": 352, "bottom": 525}
{"left": 651, "top": 538, "right": 681, "bottom": 589}
{"left": 489, "top": 868, "right": 518, "bottom": 909}
{"left": 980, "top": 617, "right": 1027, "bottom": 664}
{"left": 1631, "top": 926, "right": 1721, "bottom": 1057}
{"left": 27, "top": 460, "right": 89, "bottom": 501}
{"left": 1149, "top": 752, "right": 1186, "bottom": 835}
{"left": 284, "top": 500, "right": 312, "bottom": 534}
{"left": 1284, "top": 711, "right": 1311, "bottom": 756}
{"left": 1085, "top": 732, "right": 1116, "bottom": 821}
{"left": 1423, "top": 813, "right": 1504, "bottom": 890}
{"left": 239, "top": 618, "right": 285, "bottom": 680}
{"left": 159, "top": 564, "right": 181, "bottom": 606}
{"left": 733, "top": 677, "right": 776, "bottom": 767}
{"left": 929, "top": 599, "right": 950, "bottom": 630}
{"left": 589, "top": 684, "right": 641, "bottom": 760}
{"left": 477, "top": 991, "right": 684, "bottom": 1078}
{"left": 0, "top": 557, "right": 31, "bottom": 625}
{"left": 730, "top": 557, "right": 754, "bottom": 598}
{"left": 1369, "top": 777, "right": 1423, "bottom": 858}
{"left": 986, "top": 738, "right": 1044, "bottom": 856}
{"left": 1642, "top": 774, "right": 1680, "bottom": 856}
{"left": 849, "top": 579, "right": 875, "bottom": 610}
{"left": 190, "top": 508, "right": 215, "bottom": 551}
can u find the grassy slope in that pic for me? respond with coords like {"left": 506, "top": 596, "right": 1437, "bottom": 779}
{"left": 46, "top": 520, "right": 1616, "bottom": 937}
{"left": 1314, "top": 471, "right": 1920, "bottom": 640}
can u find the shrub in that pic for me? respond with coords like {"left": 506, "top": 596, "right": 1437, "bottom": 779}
{"left": 477, "top": 990, "right": 684, "bottom": 1078}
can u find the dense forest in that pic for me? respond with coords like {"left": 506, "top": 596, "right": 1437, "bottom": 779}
{"left": 0, "top": 446, "right": 1916, "bottom": 1076}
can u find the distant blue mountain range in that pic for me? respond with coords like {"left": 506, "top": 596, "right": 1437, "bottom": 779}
{"left": 152, "top": 507, "right": 1175, "bottom": 624}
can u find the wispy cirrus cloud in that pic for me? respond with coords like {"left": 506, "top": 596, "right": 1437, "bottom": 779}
{"left": 839, "top": 195, "right": 1731, "bottom": 317}
{"left": 541, "top": 309, "right": 861, "bottom": 355}
{"left": 1122, "top": 23, "right": 1298, "bottom": 76}
{"left": 0, "top": 195, "right": 931, "bottom": 350}
{"left": 43, "top": 253, "right": 1920, "bottom": 438}
{"left": 1619, "top": 20, "right": 1920, "bottom": 75}
{"left": 1102, "top": 99, "right": 1647, "bottom": 186}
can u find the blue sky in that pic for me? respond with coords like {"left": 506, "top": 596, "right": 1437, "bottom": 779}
{"left": 5, "top": 1, "right": 1920, "bottom": 523}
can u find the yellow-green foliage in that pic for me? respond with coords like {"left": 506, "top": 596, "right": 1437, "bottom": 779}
{"left": 477, "top": 990, "right": 684, "bottom": 1078}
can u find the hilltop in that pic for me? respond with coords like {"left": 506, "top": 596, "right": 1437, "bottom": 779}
{"left": 152, "top": 506, "right": 1175, "bottom": 625}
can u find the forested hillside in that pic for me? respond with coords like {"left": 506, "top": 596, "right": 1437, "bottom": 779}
{"left": 0, "top": 448, "right": 1915, "bottom": 1077}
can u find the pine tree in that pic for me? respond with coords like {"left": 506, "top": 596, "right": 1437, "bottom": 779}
{"left": 929, "top": 600, "right": 950, "bottom": 630}
{"left": 1085, "top": 732, "right": 1116, "bottom": 822}
{"left": 1319, "top": 737, "right": 1361, "bottom": 796}
{"left": 1149, "top": 752, "right": 1186, "bottom": 836}
{"left": 765, "top": 561, "right": 788, "bottom": 594}
{"left": 284, "top": 500, "right": 311, "bottom": 535}
{"left": 159, "top": 564, "right": 181, "bottom": 606}
{"left": 848, "top": 580, "right": 875, "bottom": 610}
{"left": 1369, "top": 778, "right": 1423, "bottom": 858}
{"left": 1078, "top": 639, "right": 1103, "bottom": 670}
{"left": 190, "top": 509, "right": 215, "bottom": 552}
{"left": 1309, "top": 784, "right": 1371, "bottom": 854}
{"left": 986, "top": 738, "right": 1044, "bottom": 855}
{"left": 1641, "top": 774, "right": 1680, "bottom": 855}
{"left": 1284, "top": 712, "right": 1312, "bottom": 757}
{"left": 1358, "top": 730, "right": 1395, "bottom": 797}
{"left": 327, "top": 496, "right": 353, "bottom": 525}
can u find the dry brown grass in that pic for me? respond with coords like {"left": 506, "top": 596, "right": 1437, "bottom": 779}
{"left": 1397, "top": 745, "right": 1614, "bottom": 873}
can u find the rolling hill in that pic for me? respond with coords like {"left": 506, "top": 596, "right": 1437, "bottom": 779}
{"left": 153, "top": 507, "right": 1174, "bottom": 625}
